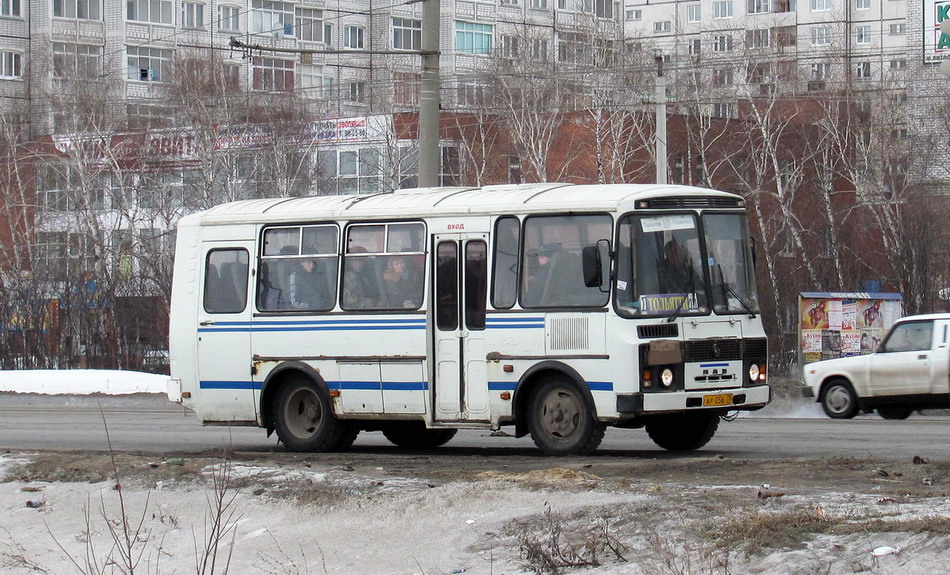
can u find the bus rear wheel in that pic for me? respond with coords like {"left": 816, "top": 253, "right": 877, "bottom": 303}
{"left": 382, "top": 423, "right": 457, "bottom": 449}
{"left": 273, "top": 378, "right": 351, "bottom": 452}
{"left": 645, "top": 412, "right": 719, "bottom": 451}
{"left": 528, "top": 379, "right": 605, "bottom": 456}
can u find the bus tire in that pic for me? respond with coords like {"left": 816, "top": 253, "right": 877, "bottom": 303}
{"left": 527, "top": 378, "right": 605, "bottom": 456}
{"left": 273, "top": 378, "right": 349, "bottom": 452}
{"left": 645, "top": 412, "right": 719, "bottom": 451}
{"left": 820, "top": 379, "right": 859, "bottom": 419}
{"left": 382, "top": 423, "right": 457, "bottom": 449}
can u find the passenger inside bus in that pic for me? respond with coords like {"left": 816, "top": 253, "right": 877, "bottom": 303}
{"left": 382, "top": 255, "right": 422, "bottom": 308}
{"left": 658, "top": 238, "right": 700, "bottom": 293}
{"left": 289, "top": 258, "right": 331, "bottom": 310}
{"left": 342, "top": 246, "right": 379, "bottom": 309}
{"left": 522, "top": 243, "right": 560, "bottom": 306}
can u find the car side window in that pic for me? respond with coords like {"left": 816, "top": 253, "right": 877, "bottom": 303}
{"left": 881, "top": 321, "right": 934, "bottom": 353}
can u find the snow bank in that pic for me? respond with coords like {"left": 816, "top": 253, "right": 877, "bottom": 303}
{"left": 0, "top": 369, "right": 167, "bottom": 395}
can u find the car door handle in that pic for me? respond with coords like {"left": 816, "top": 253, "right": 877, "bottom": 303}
{"left": 200, "top": 320, "right": 215, "bottom": 326}
{"left": 918, "top": 354, "right": 928, "bottom": 360}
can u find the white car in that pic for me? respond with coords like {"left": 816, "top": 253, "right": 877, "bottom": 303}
{"left": 803, "top": 313, "right": 950, "bottom": 419}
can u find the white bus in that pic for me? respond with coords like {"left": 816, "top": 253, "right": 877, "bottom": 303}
{"left": 168, "top": 183, "right": 769, "bottom": 456}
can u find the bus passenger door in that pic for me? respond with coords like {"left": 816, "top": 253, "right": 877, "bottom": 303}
{"left": 432, "top": 235, "right": 490, "bottom": 422}
{"left": 196, "top": 242, "right": 256, "bottom": 423}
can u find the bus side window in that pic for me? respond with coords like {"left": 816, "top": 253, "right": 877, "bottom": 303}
{"left": 204, "top": 249, "right": 248, "bottom": 314}
{"left": 492, "top": 216, "right": 519, "bottom": 309}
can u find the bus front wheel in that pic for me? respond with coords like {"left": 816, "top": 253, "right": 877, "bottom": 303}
{"left": 645, "top": 412, "right": 719, "bottom": 451}
{"left": 273, "top": 378, "right": 352, "bottom": 452}
{"left": 527, "top": 379, "right": 605, "bottom": 456}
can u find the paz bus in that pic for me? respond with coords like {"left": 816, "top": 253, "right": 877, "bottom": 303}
{"left": 168, "top": 183, "right": 769, "bottom": 456}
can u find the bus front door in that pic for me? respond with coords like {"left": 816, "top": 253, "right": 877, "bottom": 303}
{"left": 432, "top": 235, "right": 490, "bottom": 422}
{"left": 196, "top": 242, "right": 256, "bottom": 423}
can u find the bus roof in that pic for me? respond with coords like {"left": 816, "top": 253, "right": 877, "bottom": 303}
{"left": 185, "top": 183, "right": 742, "bottom": 226}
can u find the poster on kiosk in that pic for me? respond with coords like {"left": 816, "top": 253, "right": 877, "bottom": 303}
{"left": 798, "top": 292, "right": 903, "bottom": 374}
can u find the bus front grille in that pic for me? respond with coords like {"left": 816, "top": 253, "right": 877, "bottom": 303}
{"left": 683, "top": 338, "right": 767, "bottom": 362}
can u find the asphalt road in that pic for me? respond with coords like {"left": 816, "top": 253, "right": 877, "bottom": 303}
{"left": 0, "top": 393, "right": 947, "bottom": 460}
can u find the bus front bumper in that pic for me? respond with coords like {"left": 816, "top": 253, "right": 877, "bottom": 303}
{"left": 617, "top": 384, "right": 771, "bottom": 414}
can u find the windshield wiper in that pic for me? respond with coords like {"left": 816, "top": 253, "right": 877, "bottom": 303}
{"left": 717, "top": 264, "right": 756, "bottom": 318}
{"left": 666, "top": 264, "right": 695, "bottom": 323}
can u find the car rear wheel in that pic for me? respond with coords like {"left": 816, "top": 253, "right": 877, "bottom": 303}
{"left": 821, "top": 380, "right": 859, "bottom": 419}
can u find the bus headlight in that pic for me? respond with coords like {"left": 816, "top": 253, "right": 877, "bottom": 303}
{"left": 660, "top": 368, "right": 674, "bottom": 387}
{"left": 748, "top": 363, "right": 760, "bottom": 383}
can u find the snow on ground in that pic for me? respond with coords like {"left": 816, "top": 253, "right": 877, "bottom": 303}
{"left": 0, "top": 369, "right": 168, "bottom": 395}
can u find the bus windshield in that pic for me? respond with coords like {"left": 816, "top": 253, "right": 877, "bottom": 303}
{"left": 704, "top": 213, "right": 759, "bottom": 315}
{"left": 616, "top": 213, "right": 708, "bottom": 317}
{"left": 615, "top": 212, "right": 758, "bottom": 318}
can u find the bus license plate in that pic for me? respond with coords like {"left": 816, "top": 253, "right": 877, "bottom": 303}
{"left": 702, "top": 393, "right": 734, "bottom": 407}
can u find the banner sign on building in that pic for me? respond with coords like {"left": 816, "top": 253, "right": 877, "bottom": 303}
{"left": 924, "top": 0, "right": 950, "bottom": 64}
{"left": 798, "top": 292, "right": 902, "bottom": 369}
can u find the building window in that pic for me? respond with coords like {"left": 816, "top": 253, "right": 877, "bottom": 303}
{"left": 501, "top": 0, "right": 519, "bottom": 5}
{"left": 348, "top": 80, "right": 365, "bottom": 103}
{"left": 455, "top": 21, "right": 493, "bottom": 55}
{"left": 1, "top": 0, "right": 21, "bottom": 16}
{"left": 889, "top": 58, "right": 906, "bottom": 69}
{"left": 530, "top": 38, "right": 548, "bottom": 61}
{"left": 498, "top": 34, "right": 519, "bottom": 58}
{"left": 713, "top": 1, "right": 732, "bottom": 18}
{"left": 54, "top": 0, "right": 100, "bottom": 20}
{"left": 394, "top": 72, "right": 419, "bottom": 106}
{"left": 343, "top": 25, "right": 364, "bottom": 49}
{"left": 317, "top": 148, "right": 381, "bottom": 194}
{"left": 458, "top": 79, "right": 487, "bottom": 106}
{"left": 747, "top": 28, "right": 770, "bottom": 48}
{"left": 856, "top": 0, "right": 870, "bottom": 9}
{"left": 713, "top": 34, "right": 733, "bottom": 51}
{"left": 811, "top": 62, "right": 830, "bottom": 80}
{"left": 218, "top": 5, "right": 239, "bottom": 31}
{"left": 855, "top": 25, "right": 871, "bottom": 44}
{"left": 297, "top": 63, "right": 325, "bottom": 96}
{"left": 252, "top": 56, "right": 294, "bottom": 91}
{"left": 625, "top": 8, "right": 640, "bottom": 20}
{"left": 889, "top": 23, "right": 906, "bottom": 35}
{"left": 0, "top": 51, "right": 21, "bottom": 79}
{"left": 747, "top": 0, "right": 769, "bottom": 14}
{"left": 53, "top": 42, "right": 101, "bottom": 79}
{"left": 855, "top": 61, "right": 871, "bottom": 79}
{"left": 712, "top": 68, "right": 733, "bottom": 85}
{"left": 127, "top": 0, "right": 171, "bottom": 23}
{"left": 654, "top": 20, "right": 671, "bottom": 33}
{"left": 295, "top": 8, "right": 324, "bottom": 42}
{"left": 182, "top": 1, "right": 205, "bottom": 28}
{"left": 811, "top": 26, "right": 832, "bottom": 46}
{"left": 810, "top": 0, "right": 831, "bottom": 11}
{"left": 530, "top": 0, "right": 547, "bottom": 7}
{"left": 686, "top": 4, "right": 700, "bottom": 22}
{"left": 127, "top": 46, "right": 171, "bottom": 81}
{"left": 688, "top": 38, "right": 701, "bottom": 56}
{"left": 558, "top": 32, "right": 592, "bottom": 64}
{"left": 713, "top": 103, "right": 737, "bottom": 119}
{"left": 251, "top": 0, "right": 293, "bottom": 36}
{"left": 393, "top": 17, "right": 422, "bottom": 50}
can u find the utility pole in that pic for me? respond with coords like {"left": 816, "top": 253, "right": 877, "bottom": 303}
{"left": 417, "top": 0, "right": 441, "bottom": 188}
{"left": 654, "top": 51, "right": 667, "bottom": 185}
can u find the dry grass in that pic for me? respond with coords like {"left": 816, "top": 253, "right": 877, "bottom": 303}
{"left": 710, "top": 508, "right": 839, "bottom": 556}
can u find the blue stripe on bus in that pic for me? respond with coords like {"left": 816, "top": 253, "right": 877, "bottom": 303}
{"left": 586, "top": 381, "right": 613, "bottom": 391}
{"left": 699, "top": 363, "right": 730, "bottom": 368}
{"left": 486, "top": 317, "right": 545, "bottom": 329}
{"left": 198, "top": 319, "right": 426, "bottom": 333}
{"left": 199, "top": 381, "right": 428, "bottom": 391}
{"left": 488, "top": 381, "right": 614, "bottom": 392}
{"left": 200, "top": 381, "right": 261, "bottom": 390}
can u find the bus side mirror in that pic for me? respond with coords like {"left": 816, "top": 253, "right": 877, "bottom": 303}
{"left": 582, "top": 240, "right": 611, "bottom": 291}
